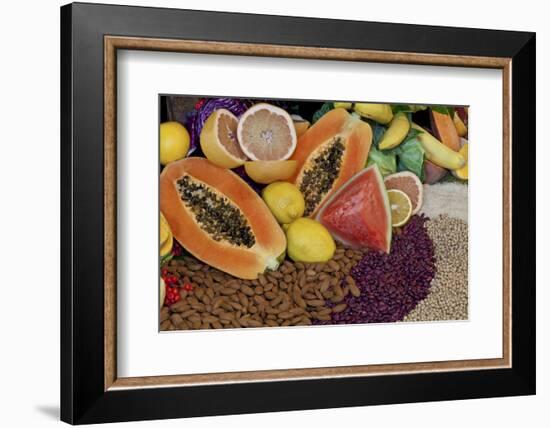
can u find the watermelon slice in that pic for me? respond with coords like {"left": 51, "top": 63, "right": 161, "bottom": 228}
{"left": 316, "top": 165, "right": 392, "bottom": 253}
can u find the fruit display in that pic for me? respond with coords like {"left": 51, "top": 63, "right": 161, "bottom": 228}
{"left": 158, "top": 96, "right": 469, "bottom": 331}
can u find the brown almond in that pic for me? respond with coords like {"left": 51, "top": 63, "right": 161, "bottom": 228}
{"left": 247, "top": 319, "right": 263, "bottom": 328}
{"left": 241, "top": 285, "right": 255, "bottom": 296}
{"left": 328, "top": 260, "right": 340, "bottom": 271}
{"left": 181, "top": 309, "right": 197, "bottom": 318}
{"left": 228, "top": 301, "right": 243, "bottom": 311}
{"left": 169, "top": 300, "right": 189, "bottom": 313}
{"left": 278, "top": 311, "right": 294, "bottom": 320}
{"left": 170, "top": 313, "right": 184, "bottom": 325}
{"left": 264, "top": 291, "right": 277, "bottom": 300}
{"left": 333, "top": 303, "right": 347, "bottom": 313}
{"left": 306, "top": 299, "right": 325, "bottom": 307}
{"left": 160, "top": 307, "right": 170, "bottom": 322}
{"left": 191, "top": 303, "right": 206, "bottom": 312}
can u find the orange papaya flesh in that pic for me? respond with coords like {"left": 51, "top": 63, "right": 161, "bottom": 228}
{"left": 289, "top": 108, "right": 372, "bottom": 217}
{"left": 160, "top": 157, "right": 286, "bottom": 279}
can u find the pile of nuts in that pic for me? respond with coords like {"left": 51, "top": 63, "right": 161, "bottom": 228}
{"left": 160, "top": 246, "right": 364, "bottom": 331}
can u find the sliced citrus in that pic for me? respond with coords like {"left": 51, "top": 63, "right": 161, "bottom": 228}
{"left": 384, "top": 171, "right": 423, "bottom": 215}
{"left": 244, "top": 160, "right": 297, "bottom": 184}
{"left": 387, "top": 189, "right": 412, "bottom": 227}
{"left": 237, "top": 103, "right": 297, "bottom": 161}
{"left": 200, "top": 109, "right": 248, "bottom": 168}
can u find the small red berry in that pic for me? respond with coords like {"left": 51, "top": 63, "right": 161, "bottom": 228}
{"left": 183, "top": 283, "right": 193, "bottom": 292}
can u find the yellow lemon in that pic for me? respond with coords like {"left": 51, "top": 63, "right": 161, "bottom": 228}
{"left": 387, "top": 189, "right": 412, "bottom": 227}
{"left": 160, "top": 212, "right": 173, "bottom": 257}
{"left": 286, "top": 218, "right": 336, "bottom": 263}
{"left": 160, "top": 121, "right": 190, "bottom": 166}
{"left": 262, "top": 182, "right": 305, "bottom": 224}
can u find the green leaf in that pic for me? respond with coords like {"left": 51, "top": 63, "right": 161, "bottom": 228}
{"left": 394, "top": 138, "right": 425, "bottom": 180}
{"left": 392, "top": 104, "right": 427, "bottom": 114}
{"left": 366, "top": 146, "right": 396, "bottom": 177}
{"left": 160, "top": 253, "right": 173, "bottom": 267}
{"left": 371, "top": 123, "right": 387, "bottom": 148}
{"left": 312, "top": 102, "right": 334, "bottom": 123}
{"left": 404, "top": 127, "right": 422, "bottom": 142}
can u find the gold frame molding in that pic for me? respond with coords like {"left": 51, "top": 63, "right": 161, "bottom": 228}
{"left": 104, "top": 35, "right": 512, "bottom": 391}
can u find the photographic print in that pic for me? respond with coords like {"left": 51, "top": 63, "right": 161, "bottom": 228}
{"left": 159, "top": 96, "right": 469, "bottom": 331}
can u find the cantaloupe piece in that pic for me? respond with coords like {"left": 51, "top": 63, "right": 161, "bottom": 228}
{"left": 289, "top": 108, "right": 372, "bottom": 217}
{"left": 430, "top": 110, "right": 461, "bottom": 151}
{"left": 160, "top": 157, "right": 286, "bottom": 279}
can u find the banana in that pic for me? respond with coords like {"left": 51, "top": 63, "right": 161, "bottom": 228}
{"left": 453, "top": 112, "right": 468, "bottom": 137}
{"left": 379, "top": 112, "right": 410, "bottom": 150}
{"left": 353, "top": 103, "right": 393, "bottom": 124}
{"left": 160, "top": 278, "right": 166, "bottom": 309}
{"left": 451, "top": 144, "right": 469, "bottom": 180}
{"left": 333, "top": 102, "right": 353, "bottom": 109}
{"left": 160, "top": 212, "right": 173, "bottom": 257}
{"left": 411, "top": 123, "right": 465, "bottom": 170}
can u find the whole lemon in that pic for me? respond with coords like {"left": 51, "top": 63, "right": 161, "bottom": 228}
{"left": 286, "top": 218, "right": 336, "bottom": 263}
{"left": 160, "top": 121, "right": 190, "bottom": 165}
{"left": 262, "top": 182, "right": 305, "bottom": 224}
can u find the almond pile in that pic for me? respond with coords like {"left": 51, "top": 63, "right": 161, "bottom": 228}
{"left": 160, "top": 246, "right": 364, "bottom": 331}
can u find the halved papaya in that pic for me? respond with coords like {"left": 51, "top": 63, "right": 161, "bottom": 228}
{"left": 160, "top": 157, "right": 286, "bottom": 279}
{"left": 289, "top": 108, "right": 372, "bottom": 217}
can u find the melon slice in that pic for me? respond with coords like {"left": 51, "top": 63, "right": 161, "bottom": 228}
{"left": 160, "top": 157, "right": 287, "bottom": 279}
{"left": 316, "top": 165, "right": 392, "bottom": 253}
